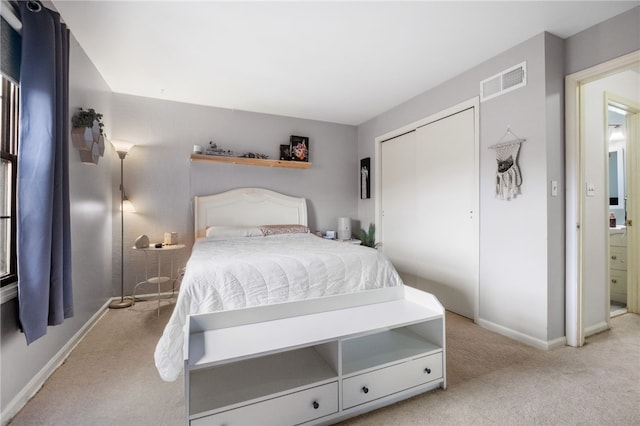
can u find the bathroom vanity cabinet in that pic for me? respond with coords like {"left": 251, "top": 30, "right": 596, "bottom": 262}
{"left": 610, "top": 229, "right": 627, "bottom": 304}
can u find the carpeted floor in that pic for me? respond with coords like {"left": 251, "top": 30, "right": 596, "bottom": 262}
{"left": 8, "top": 298, "right": 640, "bottom": 426}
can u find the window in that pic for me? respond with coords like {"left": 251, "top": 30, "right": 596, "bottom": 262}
{"left": 1, "top": 75, "right": 19, "bottom": 287}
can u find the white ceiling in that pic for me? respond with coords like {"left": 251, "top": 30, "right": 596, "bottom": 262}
{"left": 51, "top": 1, "right": 639, "bottom": 125}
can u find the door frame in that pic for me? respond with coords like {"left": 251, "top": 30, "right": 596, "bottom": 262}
{"left": 565, "top": 50, "right": 640, "bottom": 347}
{"left": 373, "top": 97, "right": 480, "bottom": 322}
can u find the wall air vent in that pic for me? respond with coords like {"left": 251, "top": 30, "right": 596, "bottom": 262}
{"left": 480, "top": 62, "right": 526, "bottom": 102}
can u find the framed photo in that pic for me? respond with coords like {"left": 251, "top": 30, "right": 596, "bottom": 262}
{"left": 279, "top": 144, "right": 291, "bottom": 160}
{"left": 290, "top": 135, "right": 309, "bottom": 162}
{"left": 360, "top": 157, "right": 370, "bottom": 199}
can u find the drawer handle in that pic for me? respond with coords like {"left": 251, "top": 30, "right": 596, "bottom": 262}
{"left": 424, "top": 367, "right": 432, "bottom": 374}
{"left": 611, "top": 255, "right": 617, "bottom": 260}
{"left": 612, "top": 279, "right": 617, "bottom": 284}
{"left": 312, "top": 401, "right": 319, "bottom": 410}
{"left": 362, "top": 386, "right": 369, "bottom": 394}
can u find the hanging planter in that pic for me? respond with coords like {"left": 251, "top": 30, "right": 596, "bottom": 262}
{"left": 71, "top": 108, "right": 105, "bottom": 165}
{"left": 70, "top": 126, "right": 93, "bottom": 151}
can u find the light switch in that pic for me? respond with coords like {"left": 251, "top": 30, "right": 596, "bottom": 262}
{"left": 586, "top": 182, "right": 596, "bottom": 197}
{"left": 551, "top": 181, "right": 558, "bottom": 197}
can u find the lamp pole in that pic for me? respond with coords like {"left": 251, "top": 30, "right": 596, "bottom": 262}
{"left": 109, "top": 150, "right": 133, "bottom": 309}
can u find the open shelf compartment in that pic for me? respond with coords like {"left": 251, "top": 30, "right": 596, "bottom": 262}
{"left": 342, "top": 320, "right": 443, "bottom": 376}
{"left": 189, "top": 343, "right": 337, "bottom": 417}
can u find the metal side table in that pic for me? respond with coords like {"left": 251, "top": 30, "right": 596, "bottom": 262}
{"left": 132, "top": 244, "right": 185, "bottom": 315}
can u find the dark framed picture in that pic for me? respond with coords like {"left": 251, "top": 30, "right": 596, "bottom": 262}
{"left": 279, "top": 144, "right": 291, "bottom": 160}
{"left": 290, "top": 135, "right": 309, "bottom": 162}
{"left": 360, "top": 157, "right": 370, "bottom": 199}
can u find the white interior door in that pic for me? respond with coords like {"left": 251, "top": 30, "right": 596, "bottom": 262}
{"left": 381, "top": 131, "right": 417, "bottom": 285}
{"left": 379, "top": 106, "right": 477, "bottom": 319}
{"left": 414, "top": 109, "right": 476, "bottom": 318}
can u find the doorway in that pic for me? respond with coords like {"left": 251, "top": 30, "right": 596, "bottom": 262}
{"left": 565, "top": 51, "right": 640, "bottom": 347}
{"left": 607, "top": 100, "right": 639, "bottom": 318}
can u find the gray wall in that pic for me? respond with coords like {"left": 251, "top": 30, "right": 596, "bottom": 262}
{"left": 565, "top": 6, "right": 640, "bottom": 75}
{"left": 357, "top": 32, "right": 565, "bottom": 346}
{"left": 1, "top": 35, "right": 113, "bottom": 416}
{"left": 356, "top": 6, "right": 640, "bottom": 346}
{"left": 110, "top": 94, "right": 358, "bottom": 297}
{"left": 544, "top": 33, "right": 567, "bottom": 341}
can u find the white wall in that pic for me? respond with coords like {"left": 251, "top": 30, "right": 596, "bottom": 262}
{"left": 1, "top": 35, "right": 113, "bottom": 418}
{"left": 110, "top": 94, "right": 358, "bottom": 297}
{"left": 582, "top": 70, "right": 640, "bottom": 331}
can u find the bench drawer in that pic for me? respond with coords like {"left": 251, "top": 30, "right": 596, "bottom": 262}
{"left": 343, "top": 352, "right": 442, "bottom": 409}
{"left": 191, "top": 382, "right": 338, "bottom": 426}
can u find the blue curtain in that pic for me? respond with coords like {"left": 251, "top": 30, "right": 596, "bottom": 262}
{"left": 17, "top": 0, "right": 72, "bottom": 344}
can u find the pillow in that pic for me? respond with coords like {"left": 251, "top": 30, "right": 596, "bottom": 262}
{"left": 205, "top": 226, "right": 263, "bottom": 239}
{"left": 260, "top": 224, "right": 310, "bottom": 236}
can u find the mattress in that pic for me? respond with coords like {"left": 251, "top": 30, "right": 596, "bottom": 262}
{"left": 154, "top": 232, "right": 404, "bottom": 381}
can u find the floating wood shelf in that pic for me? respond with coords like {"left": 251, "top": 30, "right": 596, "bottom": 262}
{"left": 190, "top": 154, "right": 312, "bottom": 169}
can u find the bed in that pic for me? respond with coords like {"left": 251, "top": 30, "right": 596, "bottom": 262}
{"left": 154, "top": 188, "right": 405, "bottom": 382}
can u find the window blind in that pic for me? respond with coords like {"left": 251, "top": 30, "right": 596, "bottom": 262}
{"left": 1, "top": 7, "right": 21, "bottom": 83}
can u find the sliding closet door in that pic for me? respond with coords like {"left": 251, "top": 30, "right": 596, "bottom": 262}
{"left": 414, "top": 108, "right": 477, "bottom": 318}
{"left": 380, "top": 131, "right": 417, "bottom": 284}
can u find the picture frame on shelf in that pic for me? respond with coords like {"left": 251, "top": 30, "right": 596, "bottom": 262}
{"left": 290, "top": 135, "right": 309, "bottom": 162}
{"left": 279, "top": 144, "right": 291, "bottom": 160}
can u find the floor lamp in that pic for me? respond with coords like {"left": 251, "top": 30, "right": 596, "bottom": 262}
{"left": 109, "top": 140, "right": 135, "bottom": 309}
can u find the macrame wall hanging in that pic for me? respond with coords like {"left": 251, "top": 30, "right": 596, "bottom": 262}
{"left": 489, "top": 126, "right": 525, "bottom": 200}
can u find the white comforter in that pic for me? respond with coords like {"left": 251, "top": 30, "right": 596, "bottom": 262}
{"left": 154, "top": 233, "right": 403, "bottom": 381}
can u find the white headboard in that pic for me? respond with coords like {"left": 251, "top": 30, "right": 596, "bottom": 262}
{"left": 194, "top": 188, "right": 308, "bottom": 239}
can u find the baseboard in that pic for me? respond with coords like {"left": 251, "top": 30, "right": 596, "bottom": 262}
{"left": 477, "top": 318, "right": 567, "bottom": 350}
{"left": 133, "top": 290, "right": 178, "bottom": 300}
{"left": 546, "top": 335, "right": 567, "bottom": 350}
{"left": 584, "top": 320, "right": 609, "bottom": 337}
{"left": 1, "top": 299, "right": 111, "bottom": 426}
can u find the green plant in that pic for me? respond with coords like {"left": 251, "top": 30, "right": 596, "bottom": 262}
{"left": 356, "top": 223, "right": 380, "bottom": 248}
{"left": 71, "top": 108, "right": 104, "bottom": 136}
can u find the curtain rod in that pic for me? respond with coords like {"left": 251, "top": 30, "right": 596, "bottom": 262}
{"left": 1, "top": 0, "right": 22, "bottom": 34}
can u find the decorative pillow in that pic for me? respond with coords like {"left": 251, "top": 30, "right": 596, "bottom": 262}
{"left": 205, "top": 226, "right": 263, "bottom": 239}
{"left": 260, "top": 224, "right": 310, "bottom": 236}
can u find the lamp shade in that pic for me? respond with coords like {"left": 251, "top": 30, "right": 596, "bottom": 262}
{"left": 121, "top": 198, "right": 136, "bottom": 213}
{"left": 338, "top": 217, "right": 351, "bottom": 240}
{"left": 111, "top": 140, "right": 134, "bottom": 156}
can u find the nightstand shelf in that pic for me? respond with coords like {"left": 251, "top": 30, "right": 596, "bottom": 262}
{"left": 190, "top": 154, "right": 311, "bottom": 169}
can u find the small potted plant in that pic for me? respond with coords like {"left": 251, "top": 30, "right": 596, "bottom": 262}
{"left": 356, "top": 223, "right": 381, "bottom": 249}
{"left": 71, "top": 108, "right": 106, "bottom": 164}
